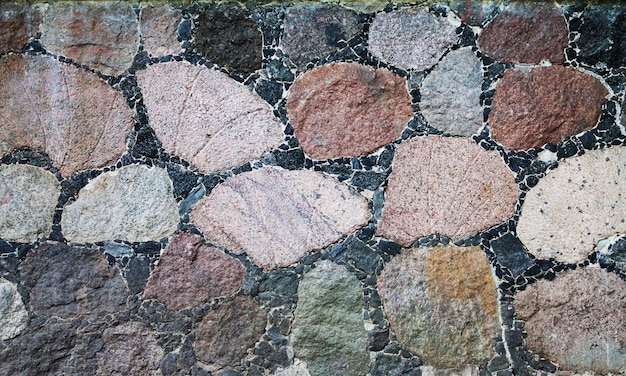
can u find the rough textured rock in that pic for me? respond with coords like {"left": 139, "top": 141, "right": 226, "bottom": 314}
{"left": 286, "top": 62, "right": 413, "bottom": 160}
{"left": 0, "top": 54, "right": 133, "bottom": 177}
{"left": 377, "top": 136, "right": 518, "bottom": 246}
{"left": 478, "top": 3, "right": 568, "bottom": 64}
{"left": 622, "top": 98, "right": 626, "bottom": 129}
{"left": 0, "top": 4, "right": 41, "bottom": 51}
{"left": 137, "top": 61, "right": 284, "bottom": 174}
{"left": 576, "top": 5, "right": 626, "bottom": 69}
{"left": 368, "top": 8, "right": 457, "bottom": 71}
{"left": 97, "top": 321, "right": 163, "bottom": 376}
{"left": 516, "top": 267, "right": 626, "bottom": 373}
{"left": 489, "top": 66, "right": 608, "bottom": 150}
{"left": 40, "top": 2, "right": 140, "bottom": 76}
{"left": 281, "top": 4, "right": 360, "bottom": 68}
{"left": 19, "top": 242, "right": 129, "bottom": 319}
{"left": 291, "top": 260, "right": 369, "bottom": 376}
{"left": 517, "top": 146, "right": 626, "bottom": 264}
{"left": 195, "top": 296, "right": 268, "bottom": 368}
{"left": 0, "top": 278, "right": 28, "bottom": 341}
{"left": 143, "top": 232, "right": 246, "bottom": 310}
{"left": 449, "top": 0, "right": 501, "bottom": 26}
{"left": 61, "top": 165, "right": 179, "bottom": 243}
{"left": 190, "top": 167, "right": 369, "bottom": 270}
{"left": 0, "top": 164, "right": 60, "bottom": 242}
{"left": 140, "top": 5, "right": 181, "bottom": 56}
{"left": 378, "top": 245, "right": 499, "bottom": 368}
{"left": 420, "top": 47, "right": 483, "bottom": 136}
{"left": 194, "top": 3, "right": 262, "bottom": 76}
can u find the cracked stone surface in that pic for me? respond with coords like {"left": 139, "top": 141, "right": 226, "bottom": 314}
{"left": 140, "top": 5, "right": 182, "bottom": 57}
{"left": 0, "top": 278, "right": 28, "bottom": 341}
{"left": 0, "top": 3, "right": 41, "bottom": 51}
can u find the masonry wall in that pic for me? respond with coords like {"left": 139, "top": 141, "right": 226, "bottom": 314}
{"left": 0, "top": 1, "right": 625, "bottom": 375}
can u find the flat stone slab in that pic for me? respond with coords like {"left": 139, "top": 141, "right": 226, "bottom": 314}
{"left": 0, "top": 164, "right": 60, "bottom": 243}
{"left": 140, "top": 5, "right": 182, "bottom": 57}
{"left": 377, "top": 136, "right": 518, "bottom": 246}
{"left": 0, "top": 54, "right": 133, "bottom": 176}
{"left": 287, "top": 62, "right": 413, "bottom": 160}
{"left": 0, "top": 4, "right": 41, "bottom": 51}
{"left": 517, "top": 146, "right": 626, "bottom": 264}
{"left": 61, "top": 164, "right": 179, "bottom": 243}
{"left": 378, "top": 245, "right": 499, "bottom": 368}
{"left": 516, "top": 266, "right": 626, "bottom": 373}
{"left": 137, "top": 61, "right": 284, "bottom": 174}
{"left": 190, "top": 167, "right": 369, "bottom": 270}
{"left": 0, "top": 278, "right": 28, "bottom": 341}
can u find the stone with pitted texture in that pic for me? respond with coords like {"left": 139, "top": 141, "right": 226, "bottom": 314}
{"left": 140, "top": 5, "right": 182, "bottom": 57}
{"left": 137, "top": 61, "right": 284, "bottom": 174}
{"left": 377, "top": 136, "right": 518, "bottom": 246}
{"left": 517, "top": 146, "right": 626, "bottom": 264}
{"left": 287, "top": 62, "right": 413, "bottom": 160}
{"left": 0, "top": 4, "right": 41, "bottom": 51}
{"left": 0, "top": 278, "right": 28, "bottom": 341}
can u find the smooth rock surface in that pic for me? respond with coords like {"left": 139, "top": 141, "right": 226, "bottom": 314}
{"left": 40, "top": 2, "right": 140, "bottom": 76}
{"left": 0, "top": 278, "right": 28, "bottom": 341}
{"left": 0, "top": 54, "right": 133, "bottom": 176}
{"left": 143, "top": 232, "right": 246, "bottom": 310}
{"left": 517, "top": 146, "right": 626, "bottom": 264}
{"left": 0, "top": 4, "right": 41, "bottom": 51}
{"left": 377, "top": 136, "right": 518, "bottom": 246}
{"left": 0, "top": 164, "right": 60, "bottom": 242}
{"left": 420, "top": 47, "right": 483, "bottom": 136}
{"left": 368, "top": 8, "right": 457, "bottom": 71}
{"left": 478, "top": 3, "right": 568, "bottom": 64}
{"left": 378, "top": 245, "right": 499, "bottom": 368}
{"left": 137, "top": 61, "right": 284, "bottom": 174}
{"left": 291, "top": 260, "right": 369, "bottom": 376}
{"left": 489, "top": 66, "right": 608, "bottom": 150}
{"left": 61, "top": 165, "right": 179, "bottom": 243}
{"left": 190, "top": 167, "right": 370, "bottom": 270}
{"left": 287, "top": 62, "right": 413, "bottom": 160}
{"left": 195, "top": 296, "right": 268, "bottom": 368}
{"left": 140, "top": 5, "right": 181, "bottom": 56}
{"left": 281, "top": 4, "right": 360, "bottom": 68}
{"left": 516, "top": 267, "right": 626, "bottom": 373}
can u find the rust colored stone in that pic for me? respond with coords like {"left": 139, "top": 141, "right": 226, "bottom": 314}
{"left": 0, "top": 4, "right": 41, "bottom": 51}
{"left": 489, "top": 66, "right": 608, "bottom": 150}
{"left": 287, "top": 62, "right": 413, "bottom": 160}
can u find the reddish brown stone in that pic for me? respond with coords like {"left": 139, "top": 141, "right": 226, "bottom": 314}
{"left": 490, "top": 66, "right": 608, "bottom": 150}
{"left": 0, "top": 54, "right": 133, "bottom": 177}
{"left": 140, "top": 5, "right": 181, "bottom": 57}
{"left": 0, "top": 4, "right": 41, "bottom": 51}
{"left": 143, "top": 232, "right": 246, "bottom": 310}
{"left": 287, "top": 62, "right": 413, "bottom": 160}
{"left": 478, "top": 3, "right": 568, "bottom": 64}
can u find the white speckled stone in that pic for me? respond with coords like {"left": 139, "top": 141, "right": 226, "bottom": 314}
{"left": 0, "top": 278, "right": 28, "bottom": 341}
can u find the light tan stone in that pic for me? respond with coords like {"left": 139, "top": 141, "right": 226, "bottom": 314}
{"left": 0, "top": 278, "right": 28, "bottom": 341}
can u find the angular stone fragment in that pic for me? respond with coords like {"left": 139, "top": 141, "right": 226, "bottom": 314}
{"left": 0, "top": 4, "right": 41, "bottom": 51}
{"left": 143, "top": 232, "right": 246, "bottom": 310}
{"left": 516, "top": 267, "right": 626, "bottom": 373}
{"left": 281, "top": 4, "right": 360, "bottom": 68}
{"left": 368, "top": 8, "right": 457, "bottom": 71}
{"left": 577, "top": 5, "right": 626, "bottom": 69}
{"left": 478, "top": 3, "right": 568, "bottom": 64}
{"left": 0, "top": 54, "right": 133, "bottom": 176}
{"left": 40, "top": 2, "right": 140, "bottom": 76}
{"left": 190, "top": 167, "right": 369, "bottom": 270}
{"left": 489, "top": 66, "right": 608, "bottom": 150}
{"left": 0, "top": 164, "right": 60, "bottom": 242}
{"left": 287, "top": 62, "right": 413, "bottom": 160}
{"left": 61, "top": 165, "right": 179, "bottom": 243}
{"left": 140, "top": 5, "right": 182, "bottom": 56}
{"left": 19, "top": 242, "right": 129, "bottom": 319}
{"left": 420, "top": 47, "right": 483, "bottom": 136}
{"left": 378, "top": 245, "right": 499, "bottom": 368}
{"left": 0, "top": 278, "right": 28, "bottom": 341}
{"left": 377, "top": 136, "right": 518, "bottom": 246}
{"left": 517, "top": 146, "right": 626, "bottom": 264}
{"left": 449, "top": 1, "right": 501, "bottom": 26}
{"left": 291, "top": 260, "right": 369, "bottom": 376}
{"left": 137, "top": 62, "right": 284, "bottom": 174}
{"left": 195, "top": 296, "right": 268, "bottom": 368}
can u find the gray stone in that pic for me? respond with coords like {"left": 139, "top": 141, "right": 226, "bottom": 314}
{"left": 0, "top": 164, "right": 60, "bottom": 242}
{"left": 140, "top": 5, "right": 181, "bottom": 56}
{"left": 0, "top": 278, "right": 28, "bottom": 340}
{"left": 291, "top": 260, "right": 369, "bottom": 376}
{"left": 61, "top": 164, "right": 179, "bottom": 243}
{"left": 420, "top": 47, "right": 483, "bottom": 136}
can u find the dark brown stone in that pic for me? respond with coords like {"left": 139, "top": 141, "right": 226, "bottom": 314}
{"left": 489, "top": 66, "right": 608, "bottom": 150}
{"left": 0, "top": 4, "right": 41, "bottom": 51}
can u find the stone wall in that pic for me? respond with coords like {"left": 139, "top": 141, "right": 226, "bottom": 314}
{"left": 0, "top": 1, "right": 625, "bottom": 375}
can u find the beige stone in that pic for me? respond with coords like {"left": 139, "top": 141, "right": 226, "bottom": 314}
{"left": 140, "top": 5, "right": 181, "bottom": 57}
{"left": 0, "top": 278, "right": 28, "bottom": 341}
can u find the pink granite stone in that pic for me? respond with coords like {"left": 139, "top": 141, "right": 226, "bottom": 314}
{"left": 137, "top": 61, "right": 284, "bottom": 174}
{"left": 0, "top": 4, "right": 41, "bottom": 51}
{"left": 140, "top": 5, "right": 182, "bottom": 57}
{"left": 377, "top": 136, "right": 518, "bottom": 246}
{"left": 0, "top": 54, "right": 133, "bottom": 177}
{"left": 286, "top": 62, "right": 413, "bottom": 160}
{"left": 189, "top": 167, "right": 370, "bottom": 270}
